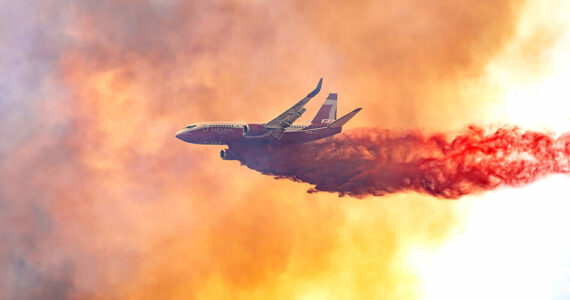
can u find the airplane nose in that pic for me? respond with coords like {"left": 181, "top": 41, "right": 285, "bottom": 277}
{"left": 175, "top": 128, "right": 191, "bottom": 140}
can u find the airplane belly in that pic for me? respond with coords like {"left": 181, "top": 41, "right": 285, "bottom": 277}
{"left": 210, "top": 128, "right": 243, "bottom": 144}
{"left": 280, "top": 128, "right": 341, "bottom": 144}
{"left": 187, "top": 128, "right": 243, "bottom": 145}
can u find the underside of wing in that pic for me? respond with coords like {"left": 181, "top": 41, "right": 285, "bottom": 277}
{"left": 265, "top": 78, "right": 323, "bottom": 130}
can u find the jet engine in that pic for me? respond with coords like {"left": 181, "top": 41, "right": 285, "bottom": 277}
{"left": 220, "top": 149, "right": 238, "bottom": 161}
{"left": 242, "top": 124, "right": 266, "bottom": 136}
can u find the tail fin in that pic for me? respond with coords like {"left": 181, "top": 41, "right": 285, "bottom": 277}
{"left": 327, "top": 108, "right": 362, "bottom": 128}
{"left": 311, "top": 93, "right": 337, "bottom": 125}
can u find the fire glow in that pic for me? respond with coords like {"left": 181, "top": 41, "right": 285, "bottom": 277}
{"left": 2, "top": 0, "right": 570, "bottom": 299}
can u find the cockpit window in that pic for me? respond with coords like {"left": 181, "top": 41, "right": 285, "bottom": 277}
{"left": 185, "top": 125, "right": 197, "bottom": 129}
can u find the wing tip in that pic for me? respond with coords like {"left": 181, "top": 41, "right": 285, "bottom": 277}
{"left": 307, "top": 78, "right": 323, "bottom": 97}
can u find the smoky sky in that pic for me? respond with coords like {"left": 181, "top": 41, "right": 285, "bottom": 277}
{"left": 4, "top": 0, "right": 561, "bottom": 299}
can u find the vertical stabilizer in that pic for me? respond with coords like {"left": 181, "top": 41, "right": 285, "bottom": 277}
{"left": 311, "top": 93, "right": 338, "bottom": 125}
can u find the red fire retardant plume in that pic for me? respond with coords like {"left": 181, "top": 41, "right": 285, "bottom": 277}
{"left": 229, "top": 127, "right": 570, "bottom": 199}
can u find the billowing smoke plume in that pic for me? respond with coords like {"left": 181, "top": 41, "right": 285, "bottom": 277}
{"left": 232, "top": 127, "right": 570, "bottom": 199}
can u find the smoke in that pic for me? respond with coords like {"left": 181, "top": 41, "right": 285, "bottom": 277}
{"left": 232, "top": 127, "right": 570, "bottom": 199}
{"left": 5, "top": 0, "right": 568, "bottom": 298}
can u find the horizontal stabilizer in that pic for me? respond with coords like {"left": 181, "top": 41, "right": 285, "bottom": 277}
{"left": 327, "top": 108, "right": 362, "bottom": 128}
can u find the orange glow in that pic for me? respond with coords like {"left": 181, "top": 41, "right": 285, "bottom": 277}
{"left": 2, "top": 0, "right": 570, "bottom": 299}
{"left": 406, "top": 1, "right": 570, "bottom": 299}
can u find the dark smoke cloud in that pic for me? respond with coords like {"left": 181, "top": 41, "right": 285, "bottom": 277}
{"left": 232, "top": 127, "right": 570, "bottom": 199}
{"left": 0, "top": 1, "right": 80, "bottom": 299}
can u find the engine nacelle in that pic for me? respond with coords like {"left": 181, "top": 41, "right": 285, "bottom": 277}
{"left": 242, "top": 124, "right": 267, "bottom": 136}
{"left": 220, "top": 149, "right": 238, "bottom": 161}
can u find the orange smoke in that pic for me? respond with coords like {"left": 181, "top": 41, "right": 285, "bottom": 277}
{"left": 6, "top": 0, "right": 568, "bottom": 299}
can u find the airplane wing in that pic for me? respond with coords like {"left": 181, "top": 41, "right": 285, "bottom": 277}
{"left": 265, "top": 78, "right": 323, "bottom": 130}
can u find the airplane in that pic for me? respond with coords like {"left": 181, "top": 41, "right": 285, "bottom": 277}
{"left": 175, "top": 78, "right": 362, "bottom": 161}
